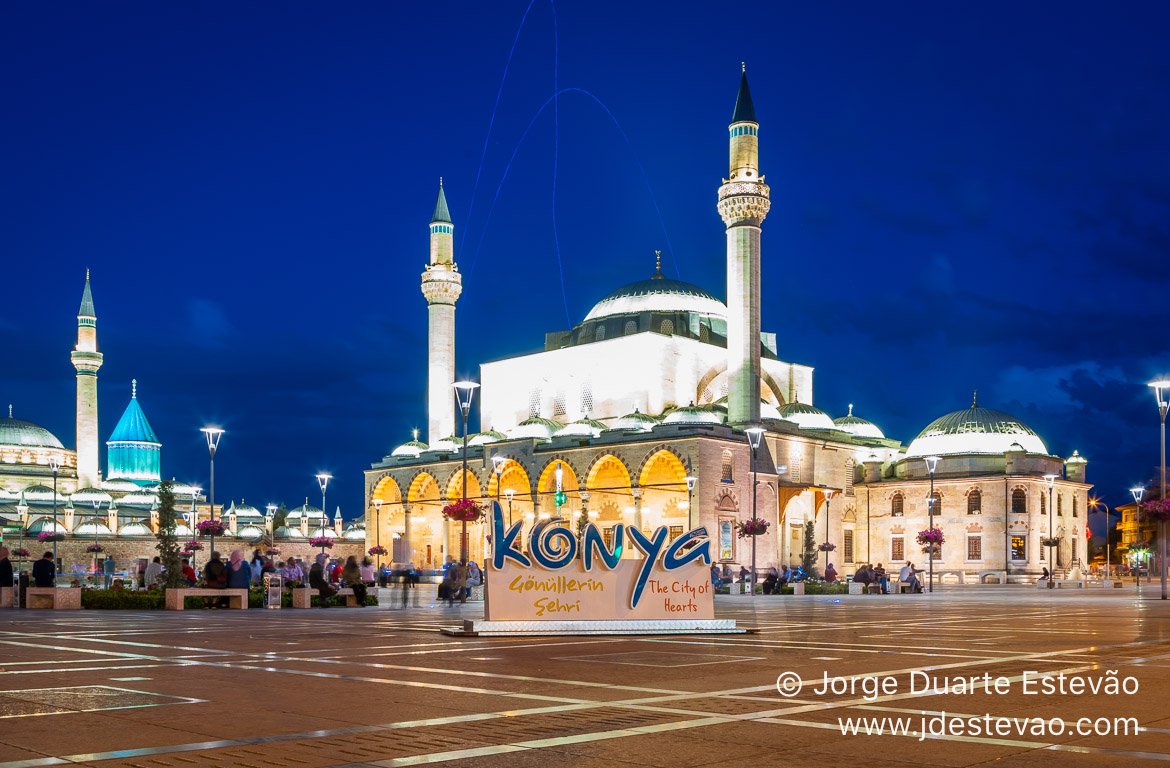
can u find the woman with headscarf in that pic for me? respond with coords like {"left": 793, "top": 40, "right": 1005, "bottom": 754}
{"left": 226, "top": 549, "right": 252, "bottom": 591}
{"left": 341, "top": 555, "right": 367, "bottom": 606}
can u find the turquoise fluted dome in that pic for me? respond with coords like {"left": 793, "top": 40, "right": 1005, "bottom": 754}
{"left": 106, "top": 380, "right": 161, "bottom": 486}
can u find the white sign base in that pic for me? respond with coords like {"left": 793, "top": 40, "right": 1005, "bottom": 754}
{"left": 441, "top": 619, "right": 752, "bottom": 637}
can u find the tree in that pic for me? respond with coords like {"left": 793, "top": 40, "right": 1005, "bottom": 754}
{"left": 273, "top": 502, "right": 289, "bottom": 531}
{"left": 801, "top": 520, "right": 818, "bottom": 574}
{"left": 155, "top": 480, "right": 183, "bottom": 589}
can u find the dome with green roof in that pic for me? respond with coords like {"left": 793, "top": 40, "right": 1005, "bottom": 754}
{"left": 776, "top": 401, "right": 835, "bottom": 430}
{"left": 508, "top": 417, "right": 564, "bottom": 440}
{"left": 106, "top": 380, "right": 161, "bottom": 486}
{"left": 905, "top": 403, "right": 1047, "bottom": 458}
{"left": 0, "top": 412, "right": 64, "bottom": 450}
{"left": 833, "top": 404, "right": 885, "bottom": 439}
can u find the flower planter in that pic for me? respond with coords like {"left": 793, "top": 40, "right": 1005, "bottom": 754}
{"left": 792, "top": 583, "right": 806, "bottom": 596}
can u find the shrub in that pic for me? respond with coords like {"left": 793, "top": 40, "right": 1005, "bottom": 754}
{"left": 81, "top": 590, "right": 166, "bottom": 610}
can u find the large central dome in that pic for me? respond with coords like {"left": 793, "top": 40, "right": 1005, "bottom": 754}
{"left": 583, "top": 274, "right": 727, "bottom": 323}
{"left": 905, "top": 405, "right": 1047, "bottom": 458}
{"left": 0, "top": 415, "right": 64, "bottom": 450}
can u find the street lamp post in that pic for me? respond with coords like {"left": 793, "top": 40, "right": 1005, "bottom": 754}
{"left": 822, "top": 489, "right": 837, "bottom": 575}
{"left": 504, "top": 489, "right": 515, "bottom": 526}
{"left": 925, "top": 456, "right": 940, "bottom": 593}
{"left": 316, "top": 473, "right": 332, "bottom": 535}
{"left": 492, "top": 455, "right": 504, "bottom": 559}
{"left": 1149, "top": 380, "right": 1170, "bottom": 599}
{"left": 685, "top": 475, "right": 698, "bottom": 529}
{"left": 200, "top": 427, "right": 225, "bottom": 555}
{"left": 1090, "top": 498, "right": 1111, "bottom": 581}
{"left": 453, "top": 381, "right": 480, "bottom": 565}
{"left": 745, "top": 427, "right": 764, "bottom": 597}
{"left": 1132, "top": 486, "right": 1146, "bottom": 586}
{"left": 1044, "top": 474, "right": 1057, "bottom": 590}
{"left": 48, "top": 456, "right": 60, "bottom": 581}
{"left": 372, "top": 498, "right": 384, "bottom": 569}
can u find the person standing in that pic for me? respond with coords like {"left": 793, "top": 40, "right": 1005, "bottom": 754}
{"left": 32, "top": 552, "right": 55, "bottom": 588}
{"left": 226, "top": 550, "right": 252, "bottom": 592}
{"left": 359, "top": 558, "right": 375, "bottom": 587}
{"left": 103, "top": 556, "right": 116, "bottom": 588}
{"left": 0, "top": 548, "right": 12, "bottom": 607}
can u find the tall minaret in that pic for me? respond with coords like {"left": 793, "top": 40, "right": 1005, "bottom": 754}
{"left": 420, "top": 179, "right": 462, "bottom": 443}
{"left": 717, "top": 65, "right": 770, "bottom": 425}
{"left": 71, "top": 270, "right": 104, "bottom": 487}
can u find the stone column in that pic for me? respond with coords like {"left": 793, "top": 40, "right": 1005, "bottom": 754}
{"left": 633, "top": 487, "right": 644, "bottom": 534}
{"left": 402, "top": 505, "right": 412, "bottom": 565}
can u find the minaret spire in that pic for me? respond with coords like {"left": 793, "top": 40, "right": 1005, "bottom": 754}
{"left": 718, "top": 67, "right": 770, "bottom": 425}
{"left": 71, "top": 270, "right": 104, "bottom": 487}
{"left": 420, "top": 179, "right": 463, "bottom": 443}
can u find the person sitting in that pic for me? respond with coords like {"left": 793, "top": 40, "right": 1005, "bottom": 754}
{"left": 762, "top": 567, "right": 779, "bottom": 595}
{"left": 32, "top": 552, "right": 56, "bottom": 588}
{"left": 1038, "top": 566, "right": 1051, "bottom": 584}
{"left": 824, "top": 562, "right": 838, "bottom": 583}
{"left": 852, "top": 564, "right": 871, "bottom": 588}
{"left": 873, "top": 563, "right": 889, "bottom": 594}
{"left": 341, "top": 556, "right": 367, "bottom": 606}
{"left": 899, "top": 561, "right": 924, "bottom": 593}
{"left": 280, "top": 559, "right": 304, "bottom": 587}
{"left": 779, "top": 565, "right": 791, "bottom": 588}
{"left": 180, "top": 558, "right": 197, "bottom": 586}
{"left": 144, "top": 556, "right": 164, "bottom": 587}
{"left": 309, "top": 553, "right": 337, "bottom": 607}
{"left": 203, "top": 552, "right": 229, "bottom": 608}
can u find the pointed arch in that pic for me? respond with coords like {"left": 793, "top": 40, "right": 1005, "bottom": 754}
{"left": 445, "top": 469, "right": 482, "bottom": 501}
{"left": 371, "top": 475, "right": 403, "bottom": 505}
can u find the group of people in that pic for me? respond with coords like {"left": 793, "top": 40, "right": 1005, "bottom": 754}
{"left": 851, "top": 561, "right": 925, "bottom": 593}
{"left": 438, "top": 557, "right": 483, "bottom": 606}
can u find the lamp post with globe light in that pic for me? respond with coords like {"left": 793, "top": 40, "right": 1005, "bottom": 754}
{"left": 924, "top": 455, "right": 940, "bottom": 592}
{"left": 685, "top": 475, "right": 698, "bottom": 529}
{"left": 372, "top": 498, "right": 384, "bottom": 569}
{"left": 1089, "top": 497, "right": 1112, "bottom": 581}
{"left": 504, "top": 488, "right": 515, "bottom": 526}
{"left": 492, "top": 455, "right": 504, "bottom": 559}
{"left": 453, "top": 381, "right": 479, "bottom": 564}
{"left": 1044, "top": 474, "right": 1057, "bottom": 589}
{"left": 1149, "top": 379, "right": 1170, "bottom": 599}
{"left": 316, "top": 473, "right": 332, "bottom": 537}
{"left": 745, "top": 427, "right": 764, "bottom": 596}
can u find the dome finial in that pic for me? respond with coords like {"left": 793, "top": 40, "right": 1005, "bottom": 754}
{"left": 741, "top": 61, "right": 746, "bottom": 73}
{"left": 652, "top": 249, "right": 664, "bottom": 280}
{"left": 7, "top": 404, "right": 11, "bottom": 419}
{"left": 972, "top": 389, "right": 977, "bottom": 408}
{"left": 848, "top": 403, "right": 853, "bottom": 416}
{"left": 131, "top": 379, "right": 137, "bottom": 398}
{"left": 412, "top": 427, "right": 419, "bottom": 441}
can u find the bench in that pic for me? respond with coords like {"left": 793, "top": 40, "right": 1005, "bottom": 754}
{"left": 26, "top": 588, "right": 81, "bottom": 610}
{"left": 896, "top": 581, "right": 914, "bottom": 594}
{"left": 0, "top": 587, "right": 13, "bottom": 608}
{"left": 1055, "top": 580, "right": 1085, "bottom": 589}
{"left": 165, "top": 588, "right": 248, "bottom": 610}
{"left": 290, "top": 586, "right": 360, "bottom": 608}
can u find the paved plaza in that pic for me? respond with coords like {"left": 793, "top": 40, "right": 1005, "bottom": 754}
{"left": 0, "top": 587, "right": 1168, "bottom": 767}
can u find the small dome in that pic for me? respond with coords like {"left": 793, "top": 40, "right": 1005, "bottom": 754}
{"left": 235, "top": 525, "right": 265, "bottom": 540}
{"left": 777, "top": 402, "right": 836, "bottom": 431}
{"left": 833, "top": 404, "right": 885, "bottom": 439}
{"left": 101, "top": 479, "right": 140, "bottom": 493}
{"left": 905, "top": 405, "right": 1047, "bottom": 458}
{"left": 554, "top": 418, "right": 607, "bottom": 438}
{"left": 584, "top": 276, "right": 727, "bottom": 323}
{"left": 71, "top": 487, "right": 113, "bottom": 504}
{"left": 469, "top": 430, "right": 507, "bottom": 446}
{"left": 342, "top": 525, "right": 366, "bottom": 540}
{"left": 429, "top": 436, "right": 461, "bottom": 452}
{"left": 1066, "top": 450, "right": 1088, "bottom": 465}
{"left": 74, "top": 520, "right": 113, "bottom": 535}
{"left": 274, "top": 525, "right": 305, "bottom": 540}
{"left": 308, "top": 526, "right": 334, "bottom": 539}
{"left": 0, "top": 415, "right": 64, "bottom": 450}
{"left": 392, "top": 440, "right": 428, "bottom": 458}
{"left": 118, "top": 522, "right": 153, "bottom": 536}
{"left": 26, "top": 517, "right": 67, "bottom": 534}
{"left": 225, "top": 502, "right": 263, "bottom": 521}
{"left": 21, "top": 486, "right": 66, "bottom": 503}
{"left": 663, "top": 404, "right": 724, "bottom": 426}
{"left": 175, "top": 524, "right": 193, "bottom": 537}
{"left": 119, "top": 492, "right": 159, "bottom": 507}
{"left": 610, "top": 408, "right": 659, "bottom": 432}
{"left": 509, "top": 417, "right": 563, "bottom": 440}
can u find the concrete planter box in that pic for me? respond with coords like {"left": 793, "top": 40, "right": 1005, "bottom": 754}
{"left": 791, "top": 583, "right": 805, "bottom": 596}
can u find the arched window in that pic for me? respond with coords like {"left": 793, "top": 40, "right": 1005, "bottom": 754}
{"left": 594, "top": 325, "right": 606, "bottom": 342}
{"left": 720, "top": 450, "right": 733, "bottom": 483}
{"left": 845, "top": 458, "right": 855, "bottom": 495}
{"left": 891, "top": 493, "right": 904, "bottom": 517}
{"left": 928, "top": 492, "right": 942, "bottom": 517}
{"left": 660, "top": 318, "right": 674, "bottom": 335}
{"left": 967, "top": 489, "right": 981, "bottom": 515}
{"left": 623, "top": 320, "right": 638, "bottom": 336}
{"left": 1011, "top": 488, "right": 1027, "bottom": 514}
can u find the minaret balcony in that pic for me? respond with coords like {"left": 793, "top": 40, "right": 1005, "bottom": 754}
{"left": 717, "top": 180, "right": 771, "bottom": 226}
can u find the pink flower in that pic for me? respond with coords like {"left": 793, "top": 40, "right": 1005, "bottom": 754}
{"left": 442, "top": 498, "right": 485, "bottom": 523}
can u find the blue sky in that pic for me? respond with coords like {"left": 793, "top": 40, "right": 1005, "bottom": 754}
{"left": 2, "top": 1, "right": 1168, "bottom": 529}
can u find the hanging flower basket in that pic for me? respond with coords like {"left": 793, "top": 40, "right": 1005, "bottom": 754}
{"left": 36, "top": 532, "right": 65, "bottom": 543}
{"left": 85, "top": 544, "right": 104, "bottom": 553}
{"left": 442, "top": 498, "right": 485, "bottom": 523}
{"left": 1141, "top": 499, "right": 1170, "bottom": 522}
{"left": 818, "top": 541, "right": 836, "bottom": 552}
{"left": 180, "top": 549, "right": 194, "bottom": 557}
{"left": 1040, "top": 536, "right": 1061, "bottom": 548}
{"left": 735, "top": 518, "right": 770, "bottom": 538}
{"left": 368, "top": 545, "right": 388, "bottom": 556}
{"left": 11, "top": 548, "right": 30, "bottom": 558}
{"left": 916, "top": 527, "right": 945, "bottom": 547}
{"left": 183, "top": 539, "right": 205, "bottom": 552}
{"left": 265, "top": 548, "right": 281, "bottom": 556}
{"left": 196, "top": 519, "right": 226, "bottom": 537}
{"left": 309, "top": 536, "right": 335, "bottom": 549}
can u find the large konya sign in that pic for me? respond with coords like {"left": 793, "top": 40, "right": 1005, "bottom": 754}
{"left": 485, "top": 512, "right": 714, "bottom": 622}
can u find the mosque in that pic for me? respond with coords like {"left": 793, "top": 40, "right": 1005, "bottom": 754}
{"left": 1, "top": 274, "right": 365, "bottom": 571}
{"left": 364, "top": 70, "right": 1093, "bottom": 585}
